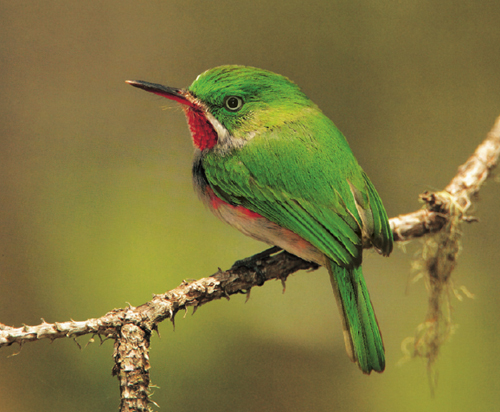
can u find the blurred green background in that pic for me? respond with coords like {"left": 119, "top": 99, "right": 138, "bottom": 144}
{"left": 1, "top": 1, "right": 499, "bottom": 411}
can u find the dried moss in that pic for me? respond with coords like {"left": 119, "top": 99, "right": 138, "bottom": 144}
{"left": 401, "top": 191, "right": 474, "bottom": 393}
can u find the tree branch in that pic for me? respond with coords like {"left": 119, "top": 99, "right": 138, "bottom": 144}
{"left": 391, "top": 114, "right": 500, "bottom": 241}
{"left": 1, "top": 115, "right": 499, "bottom": 411}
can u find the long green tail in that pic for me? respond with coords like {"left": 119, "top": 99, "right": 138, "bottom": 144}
{"left": 327, "top": 260, "right": 385, "bottom": 374}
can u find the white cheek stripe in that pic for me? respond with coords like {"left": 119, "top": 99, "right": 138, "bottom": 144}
{"left": 205, "top": 111, "right": 231, "bottom": 144}
{"left": 204, "top": 111, "right": 256, "bottom": 154}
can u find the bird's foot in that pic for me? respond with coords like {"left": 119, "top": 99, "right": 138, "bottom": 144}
{"left": 231, "top": 246, "right": 282, "bottom": 286}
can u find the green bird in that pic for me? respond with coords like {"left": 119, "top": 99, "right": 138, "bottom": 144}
{"left": 127, "top": 66, "right": 393, "bottom": 374}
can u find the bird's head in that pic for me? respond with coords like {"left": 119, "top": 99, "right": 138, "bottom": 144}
{"left": 127, "top": 65, "right": 315, "bottom": 152}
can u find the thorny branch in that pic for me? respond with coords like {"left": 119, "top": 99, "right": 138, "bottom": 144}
{"left": 1, "top": 115, "right": 500, "bottom": 411}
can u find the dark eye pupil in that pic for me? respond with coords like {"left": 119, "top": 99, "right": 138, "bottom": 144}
{"left": 227, "top": 97, "right": 239, "bottom": 108}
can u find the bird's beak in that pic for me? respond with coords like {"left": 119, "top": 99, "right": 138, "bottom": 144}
{"left": 126, "top": 80, "right": 194, "bottom": 107}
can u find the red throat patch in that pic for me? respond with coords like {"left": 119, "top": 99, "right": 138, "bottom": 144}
{"left": 183, "top": 107, "right": 218, "bottom": 150}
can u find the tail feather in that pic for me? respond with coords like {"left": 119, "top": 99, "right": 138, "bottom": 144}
{"left": 327, "top": 261, "right": 385, "bottom": 374}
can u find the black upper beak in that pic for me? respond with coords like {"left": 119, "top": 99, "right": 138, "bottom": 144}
{"left": 126, "top": 80, "right": 193, "bottom": 107}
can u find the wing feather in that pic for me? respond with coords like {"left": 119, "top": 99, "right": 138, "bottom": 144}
{"left": 203, "top": 114, "right": 392, "bottom": 267}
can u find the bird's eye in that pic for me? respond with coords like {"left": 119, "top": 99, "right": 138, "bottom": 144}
{"left": 223, "top": 96, "right": 244, "bottom": 112}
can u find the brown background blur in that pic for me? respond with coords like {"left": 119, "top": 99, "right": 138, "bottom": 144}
{"left": 1, "top": 1, "right": 500, "bottom": 411}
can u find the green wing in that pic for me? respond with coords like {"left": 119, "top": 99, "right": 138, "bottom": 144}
{"left": 203, "top": 114, "right": 392, "bottom": 266}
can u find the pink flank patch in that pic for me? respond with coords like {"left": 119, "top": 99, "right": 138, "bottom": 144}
{"left": 238, "top": 205, "right": 263, "bottom": 218}
{"left": 206, "top": 187, "right": 262, "bottom": 219}
{"left": 292, "top": 233, "right": 314, "bottom": 251}
{"left": 184, "top": 107, "right": 218, "bottom": 151}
